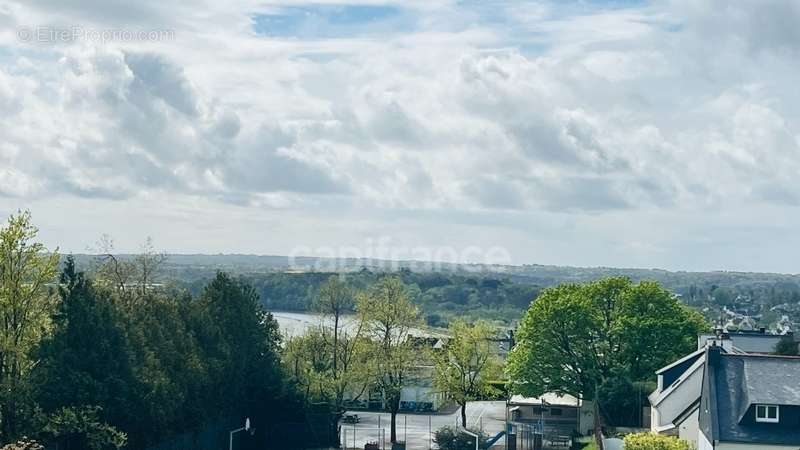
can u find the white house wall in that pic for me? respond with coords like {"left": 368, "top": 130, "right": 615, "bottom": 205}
{"left": 677, "top": 408, "right": 699, "bottom": 447}
{"left": 651, "top": 363, "right": 703, "bottom": 430}
{"left": 698, "top": 431, "right": 713, "bottom": 450}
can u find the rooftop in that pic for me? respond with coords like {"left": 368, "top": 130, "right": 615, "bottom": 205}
{"left": 509, "top": 393, "right": 580, "bottom": 407}
{"left": 701, "top": 351, "right": 800, "bottom": 445}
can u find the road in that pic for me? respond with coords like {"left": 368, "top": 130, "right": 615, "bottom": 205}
{"left": 341, "top": 401, "right": 507, "bottom": 450}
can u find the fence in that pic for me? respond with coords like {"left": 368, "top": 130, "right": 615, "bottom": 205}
{"left": 341, "top": 427, "right": 386, "bottom": 450}
{"left": 507, "top": 423, "right": 545, "bottom": 450}
{"left": 144, "top": 413, "right": 337, "bottom": 450}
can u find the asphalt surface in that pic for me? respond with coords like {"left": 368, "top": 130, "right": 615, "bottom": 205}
{"left": 341, "top": 401, "right": 507, "bottom": 450}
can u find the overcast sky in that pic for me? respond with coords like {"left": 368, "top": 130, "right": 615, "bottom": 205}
{"left": 1, "top": 0, "right": 799, "bottom": 272}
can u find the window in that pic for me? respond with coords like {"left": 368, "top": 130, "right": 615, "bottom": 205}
{"left": 550, "top": 408, "right": 563, "bottom": 416}
{"left": 755, "top": 404, "right": 779, "bottom": 423}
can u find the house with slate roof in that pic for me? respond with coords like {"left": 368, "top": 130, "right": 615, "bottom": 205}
{"left": 698, "top": 345, "right": 800, "bottom": 449}
{"left": 650, "top": 328, "right": 798, "bottom": 447}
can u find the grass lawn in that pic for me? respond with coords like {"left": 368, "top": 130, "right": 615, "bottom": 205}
{"left": 575, "top": 441, "right": 599, "bottom": 450}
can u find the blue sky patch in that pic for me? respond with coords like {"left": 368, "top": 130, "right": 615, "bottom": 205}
{"left": 252, "top": 4, "right": 406, "bottom": 39}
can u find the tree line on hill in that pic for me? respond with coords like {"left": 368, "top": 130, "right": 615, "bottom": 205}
{"left": 178, "top": 269, "right": 541, "bottom": 325}
{"left": 66, "top": 252, "right": 800, "bottom": 329}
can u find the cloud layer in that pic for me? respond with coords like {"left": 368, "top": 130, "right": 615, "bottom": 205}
{"left": 1, "top": 0, "right": 800, "bottom": 271}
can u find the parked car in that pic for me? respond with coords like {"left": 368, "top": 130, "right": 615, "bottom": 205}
{"left": 343, "top": 414, "right": 360, "bottom": 424}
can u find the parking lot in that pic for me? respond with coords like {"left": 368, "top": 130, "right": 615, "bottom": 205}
{"left": 341, "top": 401, "right": 507, "bottom": 450}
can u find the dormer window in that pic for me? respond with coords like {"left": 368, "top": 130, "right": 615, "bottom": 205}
{"left": 755, "top": 404, "right": 779, "bottom": 423}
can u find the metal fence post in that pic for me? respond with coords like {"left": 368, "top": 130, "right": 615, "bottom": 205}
{"left": 428, "top": 415, "right": 431, "bottom": 450}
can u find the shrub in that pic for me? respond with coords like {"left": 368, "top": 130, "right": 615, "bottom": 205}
{"left": 1, "top": 438, "right": 45, "bottom": 450}
{"left": 623, "top": 432, "right": 691, "bottom": 450}
{"left": 433, "top": 426, "right": 487, "bottom": 450}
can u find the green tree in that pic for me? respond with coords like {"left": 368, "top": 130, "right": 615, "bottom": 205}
{"left": 284, "top": 329, "right": 332, "bottom": 401}
{"left": 35, "top": 256, "right": 130, "bottom": 448}
{"left": 433, "top": 320, "right": 500, "bottom": 427}
{"left": 357, "top": 277, "right": 419, "bottom": 443}
{"left": 433, "top": 426, "right": 487, "bottom": 450}
{"left": 312, "top": 276, "right": 370, "bottom": 412}
{"left": 774, "top": 335, "right": 799, "bottom": 356}
{"left": 313, "top": 276, "right": 353, "bottom": 374}
{"left": 193, "top": 272, "right": 287, "bottom": 422}
{"left": 506, "top": 277, "right": 707, "bottom": 449}
{"left": 40, "top": 406, "right": 126, "bottom": 450}
{"left": 0, "top": 211, "right": 59, "bottom": 441}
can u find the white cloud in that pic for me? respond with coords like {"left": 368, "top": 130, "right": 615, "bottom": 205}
{"left": 1, "top": 0, "right": 800, "bottom": 271}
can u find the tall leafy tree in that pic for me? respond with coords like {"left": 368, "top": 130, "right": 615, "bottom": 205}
{"left": 313, "top": 276, "right": 353, "bottom": 374}
{"left": 433, "top": 320, "right": 500, "bottom": 428}
{"left": 35, "top": 256, "right": 129, "bottom": 449}
{"left": 311, "top": 276, "right": 370, "bottom": 412}
{"left": 0, "top": 211, "right": 59, "bottom": 441}
{"left": 357, "top": 276, "right": 419, "bottom": 443}
{"left": 506, "top": 277, "right": 707, "bottom": 449}
{"left": 194, "top": 272, "right": 285, "bottom": 420}
{"left": 284, "top": 329, "right": 332, "bottom": 402}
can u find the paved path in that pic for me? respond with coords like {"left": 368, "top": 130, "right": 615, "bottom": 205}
{"left": 341, "top": 401, "right": 507, "bottom": 450}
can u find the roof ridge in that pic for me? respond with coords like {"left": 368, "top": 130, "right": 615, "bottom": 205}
{"left": 722, "top": 353, "right": 800, "bottom": 360}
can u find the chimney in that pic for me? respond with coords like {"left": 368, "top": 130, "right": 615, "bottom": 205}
{"left": 708, "top": 343, "right": 722, "bottom": 367}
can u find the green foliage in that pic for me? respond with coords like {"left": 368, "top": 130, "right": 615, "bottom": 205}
{"left": 433, "top": 426, "right": 487, "bottom": 450}
{"left": 623, "top": 432, "right": 691, "bottom": 450}
{"left": 425, "top": 313, "right": 448, "bottom": 328}
{"left": 179, "top": 270, "right": 540, "bottom": 324}
{"left": 357, "top": 276, "right": 419, "bottom": 443}
{"left": 0, "top": 211, "right": 60, "bottom": 440}
{"left": 312, "top": 276, "right": 370, "bottom": 410}
{"left": 70, "top": 252, "right": 800, "bottom": 329}
{"left": 41, "top": 406, "right": 126, "bottom": 450}
{"left": 283, "top": 317, "right": 371, "bottom": 411}
{"left": 506, "top": 277, "right": 707, "bottom": 423}
{"left": 774, "top": 335, "right": 799, "bottom": 356}
{"left": 433, "top": 320, "right": 501, "bottom": 426}
{"left": 597, "top": 379, "right": 653, "bottom": 427}
{"left": 35, "top": 256, "right": 132, "bottom": 446}
{"left": 31, "top": 264, "right": 302, "bottom": 448}
{"left": 0, "top": 438, "right": 44, "bottom": 450}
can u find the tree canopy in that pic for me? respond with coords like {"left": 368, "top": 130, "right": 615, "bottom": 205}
{"left": 506, "top": 277, "right": 707, "bottom": 445}
{"left": 507, "top": 277, "right": 707, "bottom": 398}
{"left": 357, "top": 276, "right": 419, "bottom": 443}
{"left": 433, "top": 320, "right": 500, "bottom": 427}
{"left": 0, "top": 211, "right": 60, "bottom": 440}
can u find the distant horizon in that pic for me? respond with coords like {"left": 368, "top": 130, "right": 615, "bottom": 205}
{"left": 59, "top": 251, "right": 800, "bottom": 277}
